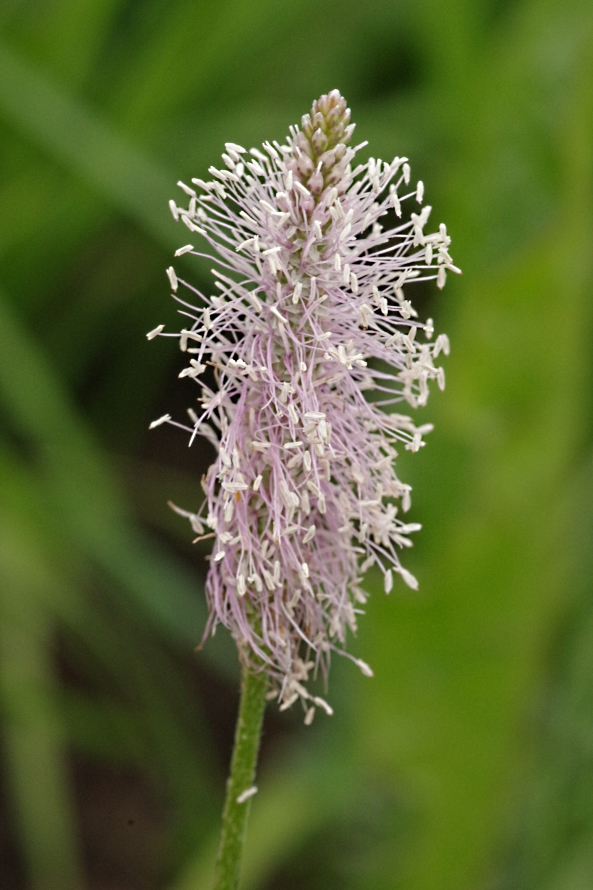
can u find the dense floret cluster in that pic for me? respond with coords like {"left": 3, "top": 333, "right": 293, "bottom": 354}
{"left": 148, "top": 90, "right": 457, "bottom": 719}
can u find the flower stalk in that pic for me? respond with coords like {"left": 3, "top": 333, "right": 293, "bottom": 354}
{"left": 213, "top": 662, "right": 268, "bottom": 890}
{"left": 149, "top": 86, "right": 458, "bottom": 890}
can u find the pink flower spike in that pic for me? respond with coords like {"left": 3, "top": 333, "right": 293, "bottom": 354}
{"left": 151, "top": 90, "right": 456, "bottom": 711}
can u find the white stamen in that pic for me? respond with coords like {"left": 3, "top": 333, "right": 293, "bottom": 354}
{"left": 313, "top": 697, "right": 333, "bottom": 716}
{"left": 400, "top": 567, "right": 418, "bottom": 590}
{"left": 249, "top": 292, "right": 263, "bottom": 312}
{"left": 149, "top": 414, "right": 171, "bottom": 429}
{"left": 167, "top": 266, "right": 178, "bottom": 291}
{"left": 236, "top": 786, "right": 258, "bottom": 804}
{"left": 174, "top": 244, "right": 194, "bottom": 256}
{"left": 295, "top": 181, "right": 311, "bottom": 198}
{"left": 303, "top": 525, "right": 316, "bottom": 543}
{"left": 177, "top": 180, "right": 196, "bottom": 197}
{"left": 355, "top": 659, "right": 374, "bottom": 677}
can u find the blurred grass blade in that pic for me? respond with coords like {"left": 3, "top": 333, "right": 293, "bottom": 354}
{"left": 0, "top": 288, "right": 207, "bottom": 650}
{"left": 17, "top": 0, "right": 124, "bottom": 88}
{"left": 493, "top": 456, "right": 593, "bottom": 890}
{"left": 109, "top": 0, "right": 286, "bottom": 137}
{"left": 0, "top": 40, "right": 176, "bottom": 248}
{"left": 0, "top": 595, "right": 84, "bottom": 890}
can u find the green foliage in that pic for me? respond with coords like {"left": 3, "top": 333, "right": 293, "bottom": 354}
{"left": 0, "top": 0, "right": 592, "bottom": 887}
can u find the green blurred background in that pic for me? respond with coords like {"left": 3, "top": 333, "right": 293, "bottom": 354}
{"left": 0, "top": 0, "right": 592, "bottom": 888}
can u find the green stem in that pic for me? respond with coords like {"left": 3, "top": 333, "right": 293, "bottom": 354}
{"left": 213, "top": 662, "right": 268, "bottom": 890}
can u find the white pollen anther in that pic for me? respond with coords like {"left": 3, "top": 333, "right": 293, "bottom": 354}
{"left": 146, "top": 324, "right": 165, "bottom": 340}
{"left": 355, "top": 659, "right": 374, "bottom": 678}
{"left": 313, "top": 697, "right": 333, "bottom": 716}
{"left": 149, "top": 414, "right": 170, "bottom": 429}
{"left": 303, "top": 525, "right": 316, "bottom": 543}
{"left": 236, "top": 786, "right": 258, "bottom": 804}
{"left": 295, "top": 181, "right": 311, "bottom": 198}
{"left": 175, "top": 244, "right": 194, "bottom": 256}
{"left": 167, "top": 266, "right": 178, "bottom": 291}
{"left": 177, "top": 180, "right": 196, "bottom": 197}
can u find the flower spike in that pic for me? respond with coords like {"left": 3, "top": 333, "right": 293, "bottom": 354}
{"left": 149, "top": 90, "right": 457, "bottom": 714}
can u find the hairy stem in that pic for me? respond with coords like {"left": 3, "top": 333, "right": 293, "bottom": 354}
{"left": 212, "top": 662, "right": 268, "bottom": 890}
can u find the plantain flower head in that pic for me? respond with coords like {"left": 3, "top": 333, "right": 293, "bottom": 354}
{"left": 148, "top": 90, "right": 458, "bottom": 719}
